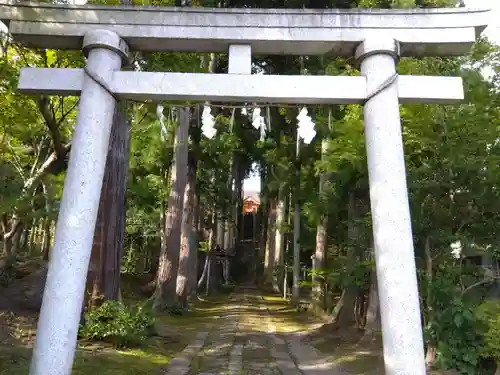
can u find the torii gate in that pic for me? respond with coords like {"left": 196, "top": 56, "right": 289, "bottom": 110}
{"left": 0, "top": 2, "right": 489, "bottom": 375}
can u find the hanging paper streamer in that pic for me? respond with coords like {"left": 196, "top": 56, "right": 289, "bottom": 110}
{"left": 260, "top": 122, "right": 266, "bottom": 141}
{"left": 156, "top": 103, "right": 168, "bottom": 140}
{"left": 252, "top": 107, "right": 267, "bottom": 141}
{"left": 297, "top": 107, "right": 316, "bottom": 144}
{"left": 201, "top": 105, "right": 216, "bottom": 139}
{"left": 251, "top": 107, "right": 262, "bottom": 129}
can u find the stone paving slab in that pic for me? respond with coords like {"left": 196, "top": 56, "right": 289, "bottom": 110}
{"left": 165, "top": 288, "right": 349, "bottom": 375}
{"left": 193, "top": 323, "right": 235, "bottom": 374}
{"left": 286, "top": 333, "right": 351, "bottom": 375}
{"left": 164, "top": 331, "right": 209, "bottom": 375}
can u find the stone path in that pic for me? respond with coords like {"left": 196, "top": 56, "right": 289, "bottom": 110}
{"left": 164, "top": 286, "right": 350, "bottom": 375}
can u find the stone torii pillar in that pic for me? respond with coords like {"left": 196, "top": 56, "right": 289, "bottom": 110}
{"left": 0, "top": 3, "right": 489, "bottom": 375}
{"left": 356, "top": 37, "right": 425, "bottom": 374}
{"left": 28, "top": 29, "right": 129, "bottom": 375}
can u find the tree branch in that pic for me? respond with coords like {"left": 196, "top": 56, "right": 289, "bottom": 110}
{"left": 461, "top": 278, "right": 496, "bottom": 296}
{"left": 6, "top": 140, "right": 25, "bottom": 179}
{"left": 24, "top": 143, "right": 70, "bottom": 192}
{"left": 36, "top": 96, "right": 67, "bottom": 159}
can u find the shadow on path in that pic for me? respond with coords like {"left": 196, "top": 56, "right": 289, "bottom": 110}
{"left": 164, "top": 285, "right": 354, "bottom": 375}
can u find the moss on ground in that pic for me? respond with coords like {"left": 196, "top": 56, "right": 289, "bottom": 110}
{"left": 260, "top": 292, "right": 386, "bottom": 374}
{"left": 159, "top": 294, "right": 230, "bottom": 335}
{"left": 0, "top": 339, "right": 183, "bottom": 375}
{"left": 260, "top": 293, "right": 324, "bottom": 334}
{"left": 311, "top": 327, "right": 385, "bottom": 374}
{"left": 0, "top": 292, "right": 232, "bottom": 375}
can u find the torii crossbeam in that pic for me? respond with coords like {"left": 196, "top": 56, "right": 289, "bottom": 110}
{"left": 0, "top": 2, "right": 490, "bottom": 375}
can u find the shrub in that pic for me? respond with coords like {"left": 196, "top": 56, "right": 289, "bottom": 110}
{"left": 430, "top": 298, "right": 483, "bottom": 375}
{"left": 79, "top": 300, "right": 155, "bottom": 347}
{"left": 476, "top": 299, "right": 500, "bottom": 362}
{"left": 165, "top": 303, "right": 185, "bottom": 316}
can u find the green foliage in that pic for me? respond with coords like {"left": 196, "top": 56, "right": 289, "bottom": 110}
{"left": 1, "top": 3, "right": 500, "bottom": 375}
{"left": 424, "top": 261, "right": 488, "bottom": 374}
{"left": 430, "top": 298, "right": 482, "bottom": 375}
{"left": 476, "top": 299, "right": 500, "bottom": 361}
{"left": 79, "top": 301, "right": 155, "bottom": 348}
{"left": 199, "top": 241, "right": 210, "bottom": 253}
{"left": 164, "top": 303, "right": 185, "bottom": 316}
{"left": 348, "top": 260, "right": 372, "bottom": 288}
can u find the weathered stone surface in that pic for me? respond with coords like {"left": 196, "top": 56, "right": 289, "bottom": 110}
{"left": 0, "top": 1, "right": 489, "bottom": 56}
{"left": 18, "top": 68, "right": 464, "bottom": 105}
{"left": 165, "top": 331, "right": 209, "bottom": 375}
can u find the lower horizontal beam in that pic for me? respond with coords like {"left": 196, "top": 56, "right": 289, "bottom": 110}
{"left": 18, "top": 68, "right": 464, "bottom": 105}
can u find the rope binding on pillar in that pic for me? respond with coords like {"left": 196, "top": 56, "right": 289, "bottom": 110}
{"left": 83, "top": 65, "right": 119, "bottom": 102}
{"left": 362, "top": 72, "right": 399, "bottom": 105}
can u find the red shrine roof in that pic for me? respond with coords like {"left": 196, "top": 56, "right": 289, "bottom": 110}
{"left": 243, "top": 191, "right": 260, "bottom": 214}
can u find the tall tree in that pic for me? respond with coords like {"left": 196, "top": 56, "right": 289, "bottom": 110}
{"left": 176, "top": 109, "right": 198, "bottom": 307}
{"left": 312, "top": 139, "right": 329, "bottom": 312}
{"left": 85, "top": 0, "right": 133, "bottom": 309}
{"left": 154, "top": 107, "right": 189, "bottom": 310}
{"left": 86, "top": 102, "right": 130, "bottom": 307}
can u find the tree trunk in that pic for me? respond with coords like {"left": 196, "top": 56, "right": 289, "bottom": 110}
{"left": 312, "top": 219, "right": 327, "bottom": 312}
{"left": 334, "top": 285, "right": 358, "bottom": 326}
{"left": 155, "top": 197, "right": 166, "bottom": 277}
{"left": 273, "top": 185, "right": 287, "bottom": 292}
{"left": 41, "top": 183, "right": 52, "bottom": 261}
{"left": 41, "top": 217, "right": 51, "bottom": 261}
{"left": 191, "top": 157, "right": 201, "bottom": 296}
{"left": 188, "top": 227, "right": 198, "bottom": 297}
{"left": 223, "top": 153, "right": 232, "bottom": 253}
{"left": 86, "top": 101, "right": 130, "bottom": 309}
{"left": 197, "top": 252, "right": 210, "bottom": 289}
{"left": 363, "top": 261, "right": 381, "bottom": 336}
{"left": 2, "top": 220, "right": 23, "bottom": 267}
{"left": 154, "top": 107, "right": 189, "bottom": 310}
{"left": 264, "top": 199, "right": 277, "bottom": 284}
{"left": 331, "top": 289, "right": 346, "bottom": 321}
{"left": 206, "top": 252, "right": 214, "bottom": 295}
{"left": 333, "top": 192, "right": 359, "bottom": 327}
{"left": 259, "top": 200, "right": 269, "bottom": 254}
{"left": 198, "top": 176, "right": 216, "bottom": 290}
{"left": 176, "top": 128, "right": 197, "bottom": 308}
{"left": 197, "top": 216, "right": 214, "bottom": 289}
{"left": 233, "top": 163, "right": 244, "bottom": 248}
{"left": 216, "top": 219, "right": 224, "bottom": 249}
{"left": 29, "top": 220, "right": 37, "bottom": 253}
{"left": 424, "top": 236, "right": 437, "bottom": 366}
{"left": 19, "top": 226, "right": 28, "bottom": 252}
{"left": 258, "top": 166, "right": 268, "bottom": 257}
{"left": 291, "top": 135, "right": 301, "bottom": 305}
{"left": 312, "top": 139, "right": 329, "bottom": 312}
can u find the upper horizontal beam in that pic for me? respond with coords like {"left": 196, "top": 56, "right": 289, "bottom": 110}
{"left": 17, "top": 68, "right": 464, "bottom": 105}
{"left": 0, "top": 1, "right": 489, "bottom": 56}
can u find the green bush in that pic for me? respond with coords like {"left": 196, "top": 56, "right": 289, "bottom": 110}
{"left": 476, "top": 299, "right": 500, "bottom": 362}
{"left": 424, "top": 261, "right": 485, "bottom": 375}
{"left": 427, "top": 297, "right": 483, "bottom": 375}
{"left": 165, "top": 303, "right": 185, "bottom": 316}
{"left": 79, "top": 300, "right": 155, "bottom": 348}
